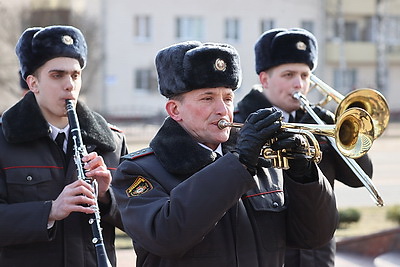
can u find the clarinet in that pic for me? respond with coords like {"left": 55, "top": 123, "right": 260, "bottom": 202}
{"left": 65, "top": 100, "right": 112, "bottom": 267}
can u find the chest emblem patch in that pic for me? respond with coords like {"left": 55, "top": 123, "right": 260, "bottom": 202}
{"left": 126, "top": 176, "right": 153, "bottom": 197}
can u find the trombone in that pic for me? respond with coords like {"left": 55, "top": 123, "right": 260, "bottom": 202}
{"left": 218, "top": 107, "right": 374, "bottom": 169}
{"left": 310, "top": 74, "right": 390, "bottom": 139}
{"left": 295, "top": 75, "right": 387, "bottom": 206}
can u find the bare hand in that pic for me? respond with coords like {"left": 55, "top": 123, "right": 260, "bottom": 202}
{"left": 82, "top": 152, "right": 112, "bottom": 202}
{"left": 49, "top": 179, "right": 96, "bottom": 222}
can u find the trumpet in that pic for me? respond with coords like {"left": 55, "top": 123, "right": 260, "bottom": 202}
{"left": 219, "top": 119, "right": 322, "bottom": 169}
{"left": 294, "top": 81, "right": 385, "bottom": 206}
{"left": 218, "top": 107, "right": 374, "bottom": 169}
{"left": 310, "top": 74, "right": 390, "bottom": 139}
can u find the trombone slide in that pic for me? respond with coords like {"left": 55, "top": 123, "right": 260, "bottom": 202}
{"left": 293, "top": 92, "right": 384, "bottom": 206}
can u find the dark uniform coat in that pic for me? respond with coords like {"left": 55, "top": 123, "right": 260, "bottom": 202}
{"left": 112, "top": 117, "right": 338, "bottom": 267}
{"left": 235, "top": 87, "right": 373, "bottom": 267}
{"left": 0, "top": 92, "right": 128, "bottom": 267}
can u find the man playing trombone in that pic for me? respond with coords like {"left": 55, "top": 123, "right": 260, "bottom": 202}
{"left": 234, "top": 28, "right": 374, "bottom": 267}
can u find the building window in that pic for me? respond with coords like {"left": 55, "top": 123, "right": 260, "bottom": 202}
{"left": 225, "top": 18, "right": 240, "bottom": 42}
{"left": 134, "top": 15, "right": 151, "bottom": 41}
{"left": 261, "top": 19, "right": 275, "bottom": 34}
{"left": 335, "top": 21, "right": 359, "bottom": 41}
{"left": 176, "top": 17, "right": 204, "bottom": 41}
{"left": 301, "top": 20, "right": 315, "bottom": 34}
{"left": 386, "top": 16, "right": 400, "bottom": 46}
{"left": 333, "top": 68, "right": 357, "bottom": 93}
{"left": 135, "top": 68, "right": 157, "bottom": 92}
{"left": 344, "top": 22, "right": 359, "bottom": 41}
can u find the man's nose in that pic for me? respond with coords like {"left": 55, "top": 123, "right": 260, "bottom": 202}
{"left": 215, "top": 99, "right": 229, "bottom": 115}
{"left": 64, "top": 77, "right": 74, "bottom": 91}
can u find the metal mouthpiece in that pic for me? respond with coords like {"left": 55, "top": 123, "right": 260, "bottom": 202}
{"left": 217, "top": 120, "right": 243, "bottom": 130}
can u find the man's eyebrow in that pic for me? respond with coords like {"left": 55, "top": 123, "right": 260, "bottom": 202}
{"left": 198, "top": 91, "right": 215, "bottom": 96}
{"left": 48, "top": 69, "right": 66, "bottom": 73}
{"left": 48, "top": 69, "right": 81, "bottom": 74}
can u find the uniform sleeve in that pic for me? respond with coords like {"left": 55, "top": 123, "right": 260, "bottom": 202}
{"left": 0, "top": 199, "right": 54, "bottom": 246}
{"left": 98, "top": 129, "right": 129, "bottom": 230}
{"left": 112, "top": 153, "right": 256, "bottom": 258}
{"left": 319, "top": 142, "right": 373, "bottom": 187}
{"left": 284, "top": 165, "right": 339, "bottom": 249}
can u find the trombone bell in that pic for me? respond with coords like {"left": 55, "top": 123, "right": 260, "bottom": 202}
{"left": 335, "top": 89, "right": 390, "bottom": 139}
{"left": 310, "top": 74, "right": 390, "bottom": 139}
{"left": 281, "top": 107, "right": 374, "bottom": 159}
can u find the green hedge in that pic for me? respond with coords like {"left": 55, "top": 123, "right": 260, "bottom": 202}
{"left": 338, "top": 208, "right": 361, "bottom": 228}
{"left": 386, "top": 205, "right": 400, "bottom": 224}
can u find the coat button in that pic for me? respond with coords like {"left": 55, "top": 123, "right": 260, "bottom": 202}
{"left": 26, "top": 176, "right": 33, "bottom": 181}
{"left": 273, "top": 202, "right": 279, "bottom": 208}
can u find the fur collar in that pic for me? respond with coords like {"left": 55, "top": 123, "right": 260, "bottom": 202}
{"left": 150, "top": 117, "right": 221, "bottom": 176}
{"left": 235, "top": 86, "right": 305, "bottom": 122}
{"left": 1, "top": 91, "right": 116, "bottom": 152}
{"left": 235, "top": 86, "right": 273, "bottom": 121}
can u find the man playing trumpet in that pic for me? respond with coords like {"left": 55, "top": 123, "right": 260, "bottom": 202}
{"left": 112, "top": 41, "right": 338, "bottom": 266}
{"left": 234, "top": 28, "right": 373, "bottom": 267}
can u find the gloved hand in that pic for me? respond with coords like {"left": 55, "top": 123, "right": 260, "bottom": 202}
{"left": 299, "top": 106, "right": 335, "bottom": 125}
{"left": 271, "top": 132, "right": 317, "bottom": 183}
{"left": 235, "top": 108, "right": 282, "bottom": 175}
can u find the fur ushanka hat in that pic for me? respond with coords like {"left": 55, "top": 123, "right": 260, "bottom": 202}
{"left": 155, "top": 41, "right": 242, "bottom": 98}
{"left": 254, "top": 28, "right": 318, "bottom": 74}
{"left": 16, "top": 25, "right": 87, "bottom": 79}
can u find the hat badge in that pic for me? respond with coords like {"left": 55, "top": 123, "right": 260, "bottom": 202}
{"left": 296, "top": 41, "right": 307, "bottom": 51}
{"left": 61, "top": 35, "right": 74, "bottom": 45}
{"left": 214, "top": 58, "right": 227, "bottom": 72}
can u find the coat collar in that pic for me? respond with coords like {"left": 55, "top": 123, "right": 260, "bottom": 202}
{"left": 1, "top": 91, "right": 116, "bottom": 152}
{"left": 150, "top": 117, "right": 220, "bottom": 176}
{"left": 235, "top": 86, "right": 273, "bottom": 120}
{"left": 235, "top": 86, "right": 305, "bottom": 122}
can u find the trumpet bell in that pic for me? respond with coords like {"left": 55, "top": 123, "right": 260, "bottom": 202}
{"left": 336, "top": 107, "right": 375, "bottom": 159}
{"left": 335, "top": 88, "right": 390, "bottom": 139}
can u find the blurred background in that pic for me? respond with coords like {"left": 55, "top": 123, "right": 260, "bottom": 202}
{"left": 1, "top": 0, "right": 400, "bottom": 266}
{"left": 1, "top": 0, "right": 400, "bottom": 121}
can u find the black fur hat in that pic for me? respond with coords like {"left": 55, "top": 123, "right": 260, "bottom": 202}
{"left": 18, "top": 71, "right": 29, "bottom": 90}
{"left": 254, "top": 28, "right": 318, "bottom": 74}
{"left": 155, "top": 41, "right": 242, "bottom": 98}
{"left": 16, "top": 25, "right": 87, "bottom": 79}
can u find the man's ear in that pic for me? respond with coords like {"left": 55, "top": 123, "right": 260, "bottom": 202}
{"left": 26, "top": 75, "right": 38, "bottom": 93}
{"left": 165, "top": 99, "right": 182, "bottom": 121}
{"left": 259, "top": 71, "right": 269, "bottom": 89}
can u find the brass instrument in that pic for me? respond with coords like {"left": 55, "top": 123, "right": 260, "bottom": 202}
{"left": 219, "top": 120, "right": 321, "bottom": 169}
{"left": 293, "top": 86, "right": 385, "bottom": 207}
{"left": 310, "top": 74, "right": 390, "bottom": 139}
{"left": 218, "top": 107, "right": 373, "bottom": 169}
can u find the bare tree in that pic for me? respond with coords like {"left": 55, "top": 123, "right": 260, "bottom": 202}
{"left": 0, "top": 1, "right": 101, "bottom": 113}
{"left": 0, "top": 2, "right": 29, "bottom": 113}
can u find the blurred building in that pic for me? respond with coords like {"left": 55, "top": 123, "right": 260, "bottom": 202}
{"left": 1, "top": 0, "right": 400, "bottom": 120}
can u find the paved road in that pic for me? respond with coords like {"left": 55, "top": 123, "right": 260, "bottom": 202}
{"left": 116, "top": 122, "right": 400, "bottom": 267}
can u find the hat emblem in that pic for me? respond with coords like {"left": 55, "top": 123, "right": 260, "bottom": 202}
{"left": 214, "top": 58, "right": 227, "bottom": 72}
{"left": 296, "top": 41, "right": 307, "bottom": 51}
{"left": 61, "top": 35, "right": 74, "bottom": 45}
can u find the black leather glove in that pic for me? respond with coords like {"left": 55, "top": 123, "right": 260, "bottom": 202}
{"left": 271, "top": 132, "right": 317, "bottom": 183}
{"left": 235, "top": 108, "right": 282, "bottom": 175}
{"left": 299, "top": 106, "right": 335, "bottom": 125}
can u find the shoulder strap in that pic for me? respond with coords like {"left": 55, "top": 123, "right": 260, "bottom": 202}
{"left": 107, "top": 123, "right": 123, "bottom": 133}
{"left": 122, "top": 147, "right": 154, "bottom": 160}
